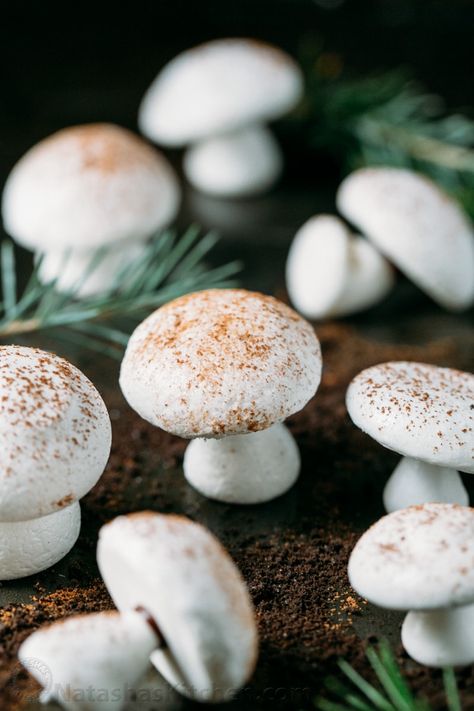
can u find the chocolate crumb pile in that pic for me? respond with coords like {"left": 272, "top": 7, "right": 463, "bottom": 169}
{"left": 0, "top": 322, "right": 473, "bottom": 710}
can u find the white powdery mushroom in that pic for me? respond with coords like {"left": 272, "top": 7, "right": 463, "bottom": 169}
{"left": 2, "top": 123, "right": 180, "bottom": 296}
{"left": 139, "top": 38, "right": 303, "bottom": 197}
{"left": 337, "top": 167, "right": 474, "bottom": 311}
{"left": 19, "top": 610, "right": 158, "bottom": 711}
{"left": 349, "top": 503, "right": 474, "bottom": 667}
{"left": 97, "top": 512, "right": 258, "bottom": 702}
{"left": 0, "top": 345, "right": 111, "bottom": 579}
{"left": 119, "top": 289, "right": 322, "bottom": 503}
{"left": 286, "top": 215, "right": 394, "bottom": 319}
{"left": 346, "top": 361, "right": 474, "bottom": 513}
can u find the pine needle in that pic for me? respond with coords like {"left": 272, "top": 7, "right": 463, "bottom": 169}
{"left": 315, "top": 642, "right": 461, "bottom": 711}
{"left": 0, "top": 226, "right": 241, "bottom": 358}
{"left": 293, "top": 39, "right": 474, "bottom": 218}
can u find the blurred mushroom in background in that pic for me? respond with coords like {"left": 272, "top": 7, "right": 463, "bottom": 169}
{"left": 2, "top": 124, "right": 180, "bottom": 297}
{"left": 139, "top": 38, "right": 303, "bottom": 198}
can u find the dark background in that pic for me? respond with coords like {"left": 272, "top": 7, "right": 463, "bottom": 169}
{"left": 1, "top": 0, "right": 473, "bottom": 295}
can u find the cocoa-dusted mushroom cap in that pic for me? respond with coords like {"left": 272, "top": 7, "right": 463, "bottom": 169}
{"left": 2, "top": 123, "right": 180, "bottom": 251}
{"left": 337, "top": 167, "right": 474, "bottom": 311}
{"left": 19, "top": 610, "right": 158, "bottom": 711}
{"left": 138, "top": 38, "right": 303, "bottom": 147}
{"left": 348, "top": 503, "right": 474, "bottom": 610}
{"left": 0, "top": 345, "right": 111, "bottom": 521}
{"left": 346, "top": 361, "right": 474, "bottom": 474}
{"left": 97, "top": 512, "right": 258, "bottom": 702}
{"left": 120, "top": 288, "right": 322, "bottom": 439}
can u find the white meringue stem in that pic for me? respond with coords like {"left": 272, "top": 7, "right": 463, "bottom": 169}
{"left": 183, "top": 125, "right": 283, "bottom": 198}
{"left": 183, "top": 423, "right": 300, "bottom": 504}
{"left": 402, "top": 603, "right": 474, "bottom": 667}
{"left": 330, "top": 237, "right": 394, "bottom": 317}
{"left": 0, "top": 503, "right": 81, "bottom": 580}
{"left": 383, "top": 456, "right": 468, "bottom": 513}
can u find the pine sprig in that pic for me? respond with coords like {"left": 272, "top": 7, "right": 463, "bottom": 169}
{"left": 315, "top": 641, "right": 461, "bottom": 711}
{"left": 0, "top": 226, "right": 241, "bottom": 358}
{"left": 294, "top": 41, "right": 474, "bottom": 217}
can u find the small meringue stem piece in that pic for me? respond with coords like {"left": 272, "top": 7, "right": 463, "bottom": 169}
{"left": 330, "top": 237, "right": 394, "bottom": 317}
{"left": 184, "top": 125, "right": 283, "bottom": 198}
{"left": 0, "top": 503, "right": 81, "bottom": 580}
{"left": 383, "top": 456, "right": 468, "bottom": 513}
{"left": 183, "top": 423, "right": 300, "bottom": 504}
{"left": 402, "top": 603, "right": 474, "bottom": 667}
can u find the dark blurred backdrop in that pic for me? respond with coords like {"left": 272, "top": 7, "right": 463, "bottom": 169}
{"left": 1, "top": 0, "right": 473, "bottom": 290}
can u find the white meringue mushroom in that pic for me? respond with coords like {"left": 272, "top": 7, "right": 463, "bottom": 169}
{"left": 139, "top": 38, "right": 303, "bottom": 197}
{"left": 0, "top": 345, "right": 111, "bottom": 579}
{"left": 2, "top": 124, "right": 180, "bottom": 296}
{"left": 120, "top": 288, "right": 322, "bottom": 503}
{"left": 184, "top": 125, "right": 283, "bottom": 198}
{"left": 349, "top": 503, "right": 474, "bottom": 667}
{"left": 337, "top": 167, "right": 474, "bottom": 311}
{"left": 286, "top": 215, "right": 394, "bottom": 319}
{"left": 346, "top": 361, "right": 474, "bottom": 513}
{"left": 19, "top": 610, "right": 158, "bottom": 711}
{"left": 97, "top": 512, "right": 258, "bottom": 702}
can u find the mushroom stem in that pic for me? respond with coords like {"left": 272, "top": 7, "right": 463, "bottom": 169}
{"left": 183, "top": 125, "right": 283, "bottom": 198}
{"left": 328, "top": 237, "right": 394, "bottom": 317}
{"left": 0, "top": 503, "right": 81, "bottom": 580}
{"left": 183, "top": 422, "right": 300, "bottom": 504}
{"left": 383, "top": 456, "right": 468, "bottom": 513}
{"left": 401, "top": 602, "right": 474, "bottom": 667}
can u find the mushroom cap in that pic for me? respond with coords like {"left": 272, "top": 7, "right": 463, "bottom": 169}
{"left": 183, "top": 125, "right": 283, "bottom": 198}
{"left": 19, "top": 610, "right": 158, "bottom": 711}
{"left": 0, "top": 346, "right": 112, "bottom": 521}
{"left": 97, "top": 512, "right": 258, "bottom": 702}
{"left": 138, "top": 38, "right": 303, "bottom": 146}
{"left": 2, "top": 123, "right": 180, "bottom": 251}
{"left": 183, "top": 423, "right": 300, "bottom": 504}
{"left": 120, "top": 288, "right": 322, "bottom": 438}
{"left": 348, "top": 503, "right": 474, "bottom": 611}
{"left": 346, "top": 361, "right": 474, "bottom": 473}
{"left": 337, "top": 167, "right": 474, "bottom": 311}
{"left": 0, "top": 503, "right": 80, "bottom": 580}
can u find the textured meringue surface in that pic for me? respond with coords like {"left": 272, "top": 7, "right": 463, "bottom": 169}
{"left": 337, "top": 167, "right": 474, "bottom": 311}
{"left": 2, "top": 123, "right": 180, "bottom": 250}
{"left": 19, "top": 609, "right": 157, "bottom": 711}
{"left": 346, "top": 361, "right": 474, "bottom": 472}
{"left": 120, "top": 289, "right": 322, "bottom": 438}
{"left": 97, "top": 512, "right": 258, "bottom": 702}
{"left": 349, "top": 503, "right": 474, "bottom": 610}
{"left": 138, "top": 38, "right": 303, "bottom": 145}
{"left": 0, "top": 346, "right": 111, "bottom": 521}
{"left": 0, "top": 503, "right": 80, "bottom": 580}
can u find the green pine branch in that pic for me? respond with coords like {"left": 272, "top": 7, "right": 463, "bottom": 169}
{"left": 315, "top": 641, "right": 461, "bottom": 711}
{"left": 294, "top": 40, "right": 474, "bottom": 217}
{"left": 0, "top": 226, "right": 241, "bottom": 358}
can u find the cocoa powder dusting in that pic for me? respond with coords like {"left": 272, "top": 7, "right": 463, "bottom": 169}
{"left": 0, "top": 323, "right": 473, "bottom": 709}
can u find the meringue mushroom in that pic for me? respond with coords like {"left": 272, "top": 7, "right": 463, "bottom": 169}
{"left": 346, "top": 361, "right": 474, "bottom": 512}
{"left": 2, "top": 123, "right": 181, "bottom": 296}
{"left": 337, "top": 167, "right": 474, "bottom": 311}
{"left": 349, "top": 503, "right": 474, "bottom": 667}
{"left": 97, "top": 512, "right": 258, "bottom": 702}
{"left": 0, "top": 345, "right": 111, "bottom": 579}
{"left": 139, "top": 38, "right": 303, "bottom": 198}
{"left": 119, "top": 289, "right": 322, "bottom": 503}
{"left": 286, "top": 214, "right": 394, "bottom": 319}
{"left": 19, "top": 610, "right": 158, "bottom": 711}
